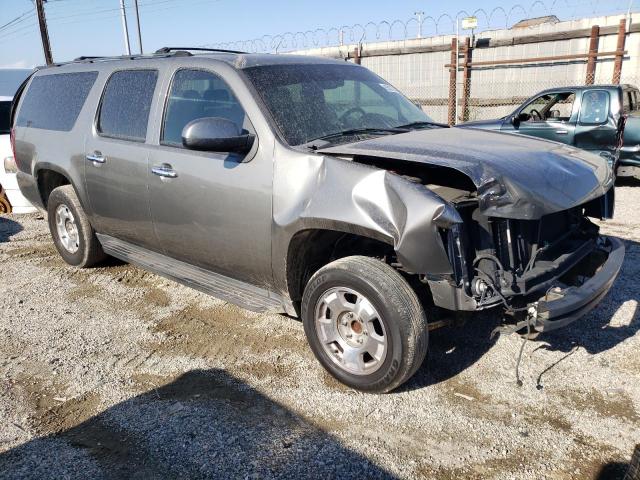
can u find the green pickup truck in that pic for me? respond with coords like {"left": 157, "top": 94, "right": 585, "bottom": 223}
{"left": 460, "top": 84, "right": 640, "bottom": 180}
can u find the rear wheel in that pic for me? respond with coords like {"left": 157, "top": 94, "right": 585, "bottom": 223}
{"left": 301, "top": 256, "right": 428, "bottom": 393}
{"left": 47, "top": 185, "right": 106, "bottom": 267}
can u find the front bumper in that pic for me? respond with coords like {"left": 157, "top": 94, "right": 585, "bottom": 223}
{"left": 529, "top": 236, "right": 624, "bottom": 332}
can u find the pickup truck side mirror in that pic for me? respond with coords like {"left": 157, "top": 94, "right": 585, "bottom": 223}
{"left": 182, "top": 117, "right": 255, "bottom": 154}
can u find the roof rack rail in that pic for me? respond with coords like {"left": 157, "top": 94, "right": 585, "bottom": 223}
{"left": 154, "top": 47, "right": 248, "bottom": 55}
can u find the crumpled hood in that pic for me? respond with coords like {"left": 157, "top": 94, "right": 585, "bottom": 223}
{"left": 319, "top": 127, "right": 613, "bottom": 219}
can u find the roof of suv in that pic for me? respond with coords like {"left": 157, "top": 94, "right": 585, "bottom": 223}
{"left": 44, "top": 51, "right": 348, "bottom": 71}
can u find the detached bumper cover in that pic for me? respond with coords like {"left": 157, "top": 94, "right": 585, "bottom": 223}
{"left": 532, "top": 236, "right": 625, "bottom": 332}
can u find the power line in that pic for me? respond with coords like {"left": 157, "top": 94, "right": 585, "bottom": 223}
{"left": 0, "top": 7, "right": 35, "bottom": 32}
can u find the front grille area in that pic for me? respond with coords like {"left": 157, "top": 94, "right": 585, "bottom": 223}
{"left": 491, "top": 206, "right": 584, "bottom": 274}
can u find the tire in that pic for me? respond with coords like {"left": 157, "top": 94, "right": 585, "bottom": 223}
{"left": 47, "top": 185, "right": 106, "bottom": 268}
{"left": 301, "top": 255, "right": 428, "bottom": 393}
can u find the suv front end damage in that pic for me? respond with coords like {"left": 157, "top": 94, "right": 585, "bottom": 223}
{"left": 437, "top": 198, "right": 624, "bottom": 332}
{"left": 318, "top": 127, "right": 624, "bottom": 333}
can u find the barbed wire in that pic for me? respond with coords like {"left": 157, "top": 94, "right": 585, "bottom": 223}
{"left": 203, "top": 0, "right": 635, "bottom": 53}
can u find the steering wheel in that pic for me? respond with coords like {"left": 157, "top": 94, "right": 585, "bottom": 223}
{"left": 340, "top": 107, "right": 367, "bottom": 125}
{"left": 529, "top": 108, "right": 542, "bottom": 121}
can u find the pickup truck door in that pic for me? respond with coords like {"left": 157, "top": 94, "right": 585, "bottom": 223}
{"left": 147, "top": 68, "right": 273, "bottom": 287}
{"left": 504, "top": 91, "right": 577, "bottom": 145}
{"left": 574, "top": 89, "right": 620, "bottom": 164}
{"left": 84, "top": 69, "right": 159, "bottom": 247}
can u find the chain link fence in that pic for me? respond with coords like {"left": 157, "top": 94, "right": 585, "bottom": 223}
{"left": 298, "top": 12, "right": 640, "bottom": 125}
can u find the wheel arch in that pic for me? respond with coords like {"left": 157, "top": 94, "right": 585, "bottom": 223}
{"left": 284, "top": 226, "right": 397, "bottom": 315}
{"left": 34, "top": 163, "right": 83, "bottom": 210}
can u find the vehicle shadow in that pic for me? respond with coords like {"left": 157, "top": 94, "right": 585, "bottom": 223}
{"left": 0, "top": 369, "right": 396, "bottom": 480}
{"left": 403, "top": 310, "right": 502, "bottom": 391}
{"left": 595, "top": 444, "right": 639, "bottom": 479}
{"left": 403, "top": 237, "right": 639, "bottom": 392}
{"left": 0, "top": 216, "right": 23, "bottom": 243}
{"left": 615, "top": 176, "right": 640, "bottom": 187}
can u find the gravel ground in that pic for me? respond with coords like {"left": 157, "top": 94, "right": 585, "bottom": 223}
{"left": 0, "top": 184, "right": 638, "bottom": 480}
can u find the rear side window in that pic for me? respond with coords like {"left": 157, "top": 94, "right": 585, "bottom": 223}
{"left": 16, "top": 72, "right": 98, "bottom": 131}
{"left": 0, "top": 101, "right": 10, "bottom": 134}
{"left": 98, "top": 70, "right": 157, "bottom": 141}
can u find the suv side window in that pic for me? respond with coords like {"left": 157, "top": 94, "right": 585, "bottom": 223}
{"left": 162, "top": 69, "right": 247, "bottom": 146}
{"left": 98, "top": 69, "right": 158, "bottom": 141}
{"left": 16, "top": 72, "right": 98, "bottom": 132}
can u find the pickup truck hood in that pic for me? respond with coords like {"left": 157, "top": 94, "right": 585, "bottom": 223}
{"left": 458, "top": 118, "right": 504, "bottom": 130}
{"left": 319, "top": 127, "right": 613, "bottom": 220}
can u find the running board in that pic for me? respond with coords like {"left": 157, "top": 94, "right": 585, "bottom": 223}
{"left": 97, "top": 234, "right": 288, "bottom": 314}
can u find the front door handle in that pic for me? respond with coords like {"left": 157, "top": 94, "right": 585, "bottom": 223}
{"left": 151, "top": 164, "right": 178, "bottom": 179}
{"left": 555, "top": 130, "right": 569, "bottom": 135}
{"left": 86, "top": 152, "right": 106, "bottom": 164}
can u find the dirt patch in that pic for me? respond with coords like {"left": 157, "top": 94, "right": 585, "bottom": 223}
{"left": 2, "top": 243, "right": 57, "bottom": 259}
{"left": 67, "top": 282, "right": 103, "bottom": 302}
{"left": 562, "top": 388, "right": 638, "bottom": 422}
{"left": 16, "top": 373, "right": 101, "bottom": 435}
{"left": 442, "top": 376, "right": 493, "bottom": 404}
{"left": 128, "top": 372, "right": 178, "bottom": 395}
{"left": 143, "top": 287, "right": 171, "bottom": 308}
{"left": 149, "top": 304, "right": 306, "bottom": 362}
{"left": 236, "top": 360, "right": 296, "bottom": 381}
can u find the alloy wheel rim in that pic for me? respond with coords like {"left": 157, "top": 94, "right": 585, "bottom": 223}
{"left": 55, "top": 204, "right": 80, "bottom": 254}
{"left": 314, "top": 287, "right": 388, "bottom": 376}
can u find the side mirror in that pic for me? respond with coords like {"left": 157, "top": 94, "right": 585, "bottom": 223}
{"left": 182, "top": 117, "right": 255, "bottom": 154}
{"left": 511, "top": 115, "right": 521, "bottom": 128}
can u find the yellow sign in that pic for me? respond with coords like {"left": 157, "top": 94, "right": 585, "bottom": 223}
{"left": 461, "top": 17, "right": 478, "bottom": 30}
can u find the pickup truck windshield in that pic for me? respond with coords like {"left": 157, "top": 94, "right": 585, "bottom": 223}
{"left": 243, "top": 63, "right": 433, "bottom": 146}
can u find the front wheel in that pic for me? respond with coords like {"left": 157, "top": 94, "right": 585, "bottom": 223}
{"left": 301, "top": 256, "right": 428, "bottom": 393}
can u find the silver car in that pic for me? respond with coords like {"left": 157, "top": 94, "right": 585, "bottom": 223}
{"left": 12, "top": 48, "right": 623, "bottom": 392}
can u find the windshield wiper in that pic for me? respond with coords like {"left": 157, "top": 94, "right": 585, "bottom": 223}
{"left": 302, "top": 127, "right": 407, "bottom": 149}
{"left": 395, "top": 120, "right": 447, "bottom": 129}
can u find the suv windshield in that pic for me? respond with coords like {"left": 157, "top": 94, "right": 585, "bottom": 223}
{"left": 243, "top": 63, "right": 433, "bottom": 146}
{"left": 0, "top": 101, "right": 10, "bottom": 135}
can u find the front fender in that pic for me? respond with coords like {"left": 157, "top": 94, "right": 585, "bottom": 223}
{"left": 271, "top": 152, "right": 460, "bottom": 293}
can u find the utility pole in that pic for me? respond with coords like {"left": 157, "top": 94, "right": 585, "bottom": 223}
{"left": 35, "top": 0, "right": 53, "bottom": 65}
{"left": 133, "top": 0, "right": 143, "bottom": 54}
{"left": 119, "top": 0, "right": 132, "bottom": 55}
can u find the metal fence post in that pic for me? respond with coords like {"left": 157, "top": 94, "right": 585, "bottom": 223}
{"left": 613, "top": 19, "right": 626, "bottom": 84}
{"left": 448, "top": 38, "right": 458, "bottom": 126}
{"left": 585, "top": 25, "right": 600, "bottom": 85}
{"left": 461, "top": 37, "right": 472, "bottom": 122}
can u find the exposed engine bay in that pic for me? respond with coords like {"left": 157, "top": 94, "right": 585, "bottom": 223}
{"left": 333, "top": 150, "right": 619, "bottom": 331}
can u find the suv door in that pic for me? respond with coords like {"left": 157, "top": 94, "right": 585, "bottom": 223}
{"left": 504, "top": 91, "right": 577, "bottom": 144}
{"left": 84, "top": 69, "right": 159, "bottom": 246}
{"left": 147, "top": 68, "right": 273, "bottom": 286}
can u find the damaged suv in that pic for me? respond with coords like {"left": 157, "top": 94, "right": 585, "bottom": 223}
{"left": 12, "top": 49, "right": 624, "bottom": 392}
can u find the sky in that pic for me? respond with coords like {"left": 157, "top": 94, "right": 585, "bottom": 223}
{"left": 0, "top": 0, "right": 635, "bottom": 68}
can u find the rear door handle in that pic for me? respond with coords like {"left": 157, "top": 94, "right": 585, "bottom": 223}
{"left": 151, "top": 164, "right": 178, "bottom": 179}
{"left": 555, "top": 130, "right": 569, "bottom": 135}
{"left": 86, "top": 152, "right": 106, "bottom": 164}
